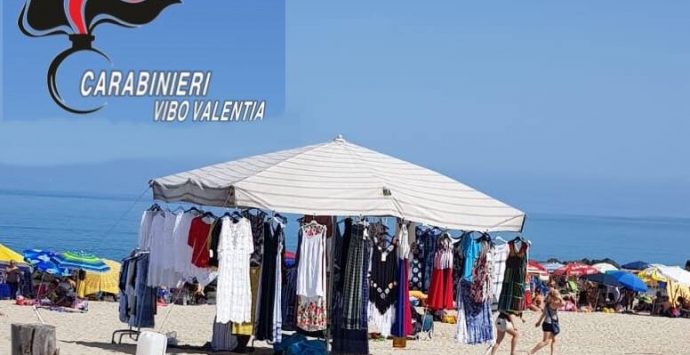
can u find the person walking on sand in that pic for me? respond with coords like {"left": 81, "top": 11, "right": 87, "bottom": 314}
{"left": 529, "top": 289, "right": 564, "bottom": 355}
{"left": 489, "top": 310, "right": 524, "bottom": 355}
{"left": 5, "top": 260, "right": 21, "bottom": 300}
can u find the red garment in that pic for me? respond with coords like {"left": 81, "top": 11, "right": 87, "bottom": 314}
{"left": 427, "top": 268, "right": 454, "bottom": 310}
{"left": 188, "top": 216, "right": 211, "bottom": 267}
{"left": 525, "top": 290, "right": 533, "bottom": 308}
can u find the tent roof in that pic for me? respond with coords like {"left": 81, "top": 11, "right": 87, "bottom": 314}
{"left": 151, "top": 136, "right": 525, "bottom": 232}
{"left": 656, "top": 265, "right": 690, "bottom": 285}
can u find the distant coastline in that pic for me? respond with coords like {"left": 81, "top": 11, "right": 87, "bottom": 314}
{"left": 0, "top": 189, "right": 687, "bottom": 266}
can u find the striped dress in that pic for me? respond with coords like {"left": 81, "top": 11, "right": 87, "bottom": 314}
{"left": 497, "top": 241, "right": 528, "bottom": 312}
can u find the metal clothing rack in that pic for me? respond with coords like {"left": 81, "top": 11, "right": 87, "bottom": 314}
{"left": 111, "top": 325, "right": 141, "bottom": 344}
{"left": 111, "top": 250, "right": 151, "bottom": 345}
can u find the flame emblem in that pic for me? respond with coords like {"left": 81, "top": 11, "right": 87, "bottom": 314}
{"left": 18, "top": 0, "right": 180, "bottom": 114}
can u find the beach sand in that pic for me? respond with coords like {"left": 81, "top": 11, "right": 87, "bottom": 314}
{"left": 1, "top": 300, "right": 689, "bottom": 354}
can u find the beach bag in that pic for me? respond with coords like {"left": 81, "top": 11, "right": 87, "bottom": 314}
{"left": 417, "top": 309, "right": 434, "bottom": 340}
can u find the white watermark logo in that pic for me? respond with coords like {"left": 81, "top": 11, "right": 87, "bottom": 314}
{"left": 80, "top": 70, "right": 266, "bottom": 122}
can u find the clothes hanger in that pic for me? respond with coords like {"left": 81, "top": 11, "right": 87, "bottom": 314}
{"left": 184, "top": 206, "right": 203, "bottom": 214}
{"left": 272, "top": 212, "right": 288, "bottom": 225}
{"left": 243, "top": 207, "right": 266, "bottom": 218}
{"left": 494, "top": 236, "right": 508, "bottom": 244}
{"left": 201, "top": 211, "right": 215, "bottom": 218}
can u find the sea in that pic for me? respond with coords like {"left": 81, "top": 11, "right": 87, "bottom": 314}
{"left": 0, "top": 189, "right": 688, "bottom": 267}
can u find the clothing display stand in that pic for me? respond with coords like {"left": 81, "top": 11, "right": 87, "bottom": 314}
{"left": 111, "top": 325, "right": 140, "bottom": 344}
{"left": 113, "top": 250, "right": 156, "bottom": 346}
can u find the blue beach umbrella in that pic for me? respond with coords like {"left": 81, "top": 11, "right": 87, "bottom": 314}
{"left": 582, "top": 272, "right": 624, "bottom": 288}
{"left": 52, "top": 251, "right": 110, "bottom": 273}
{"left": 606, "top": 271, "right": 648, "bottom": 292}
{"left": 621, "top": 261, "right": 650, "bottom": 271}
{"left": 22, "top": 249, "right": 71, "bottom": 276}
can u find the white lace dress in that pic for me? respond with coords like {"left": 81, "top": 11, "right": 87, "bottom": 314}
{"left": 216, "top": 217, "right": 254, "bottom": 324}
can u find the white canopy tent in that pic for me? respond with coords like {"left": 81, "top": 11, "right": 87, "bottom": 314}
{"left": 150, "top": 136, "right": 525, "bottom": 232}
{"left": 655, "top": 265, "right": 690, "bottom": 285}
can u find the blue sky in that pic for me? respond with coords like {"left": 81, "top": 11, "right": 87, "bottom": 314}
{"left": 1, "top": 1, "right": 689, "bottom": 218}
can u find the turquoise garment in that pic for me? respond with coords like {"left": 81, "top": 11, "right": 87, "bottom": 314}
{"left": 461, "top": 236, "right": 480, "bottom": 282}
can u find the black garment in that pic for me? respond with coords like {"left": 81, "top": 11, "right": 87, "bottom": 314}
{"left": 207, "top": 219, "right": 222, "bottom": 267}
{"left": 369, "top": 241, "right": 398, "bottom": 315}
{"left": 452, "top": 233, "right": 468, "bottom": 301}
{"left": 281, "top": 266, "right": 298, "bottom": 331}
{"left": 242, "top": 210, "right": 266, "bottom": 267}
{"left": 342, "top": 223, "right": 368, "bottom": 329}
{"left": 332, "top": 219, "right": 369, "bottom": 355}
{"left": 255, "top": 222, "right": 283, "bottom": 341}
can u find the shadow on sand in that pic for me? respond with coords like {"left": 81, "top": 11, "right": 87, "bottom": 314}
{"left": 64, "top": 341, "right": 274, "bottom": 354}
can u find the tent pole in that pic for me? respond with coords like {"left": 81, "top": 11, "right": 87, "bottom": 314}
{"left": 325, "top": 215, "right": 336, "bottom": 352}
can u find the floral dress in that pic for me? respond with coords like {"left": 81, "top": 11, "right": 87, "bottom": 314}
{"left": 296, "top": 223, "right": 327, "bottom": 331}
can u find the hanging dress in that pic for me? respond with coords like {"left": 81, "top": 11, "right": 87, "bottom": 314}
{"left": 498, "top": 240, "right": 528, "bottom": 313}
{"left": 455, "top": 235, "right": 479, "bottom": 344}
{"left": 427, "top": 236, "right": 454, "bottom": 310}
{"left": 368, "top": 238, "right": 398, "bottom": 337}
{"left": 255, "top": 221, "right": 283, "bottom": 341}
{"left": 452, "top": 232, "right": 470, "bottom": 301}
{"left": 342, "top": 222, "right": 368, "bottom": 330}
{"left": 295, "top": 222, "right": 327, "bottom": 331}
{"left": 146, "top": 211, "right": 166, "bottom": 287}
{"left": 461, "top": 240, "right": 494, "bottom": 344}
{"left": 332, "top": 219, "right": 369, "bottom": 355}
{"left": 410, "top": 226, "right": 438, "bottom": 292}
{"left": 392, "top": 222, "right": 412, "bottom": 338}
{"left": 216, "top": 217, "right": 254, "bottom": 324}
{"left": 138, "top": 210, "right": 155, "bottom": 250}
{"left": 491, "top": 243, "right": 509, "bottom": 304}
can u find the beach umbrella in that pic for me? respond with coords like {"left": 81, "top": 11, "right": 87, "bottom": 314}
{"left": 0, "top": 243, "right": 25, "bottom": 264}
{"left": 528, "top": 260, "right": 548, "bottom": 275}
{"left": 553, "top": 263, "right": 598, "bottom": 277}
{"left": 22, "top": 249, "right": 70, "bottom": 276}
{"left": 52, "top": 251, "right": 110, "bottom": 273}
{"left": 592, "top": 263, "right": 618, "bottom": 273}
{"left": 76, "top": 259, "right": 121, "bottom": 298}
{"left": 527, "top": 261, "right": 549, "bottom": 281}
{"left": 543, "top": 262, "right": 564, "bottom": 273}
{"left": 150, "top": 135, "right": 525, "bottom": 232}
{"left": 621, "top": 261, "right": 650, "bottom": 271}
{"left": 606, "top": 271, "right": 647, "bottom": 292}
{"left": 582, "top": 272, "right": 623, "bottom": 288}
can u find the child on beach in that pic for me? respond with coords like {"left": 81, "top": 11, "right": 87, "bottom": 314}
{"left": 490, "top": 310, "right": 524, "bottom": 355}
{"left": 529, "top": 289, "right": 564, "bottom": 355}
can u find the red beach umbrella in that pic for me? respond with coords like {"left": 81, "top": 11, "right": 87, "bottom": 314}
{"left": 528, "top": 260, "right": 548, "bottom": 276}
{"left": 553, "top": 263, "right": 599, "bottom": 277}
